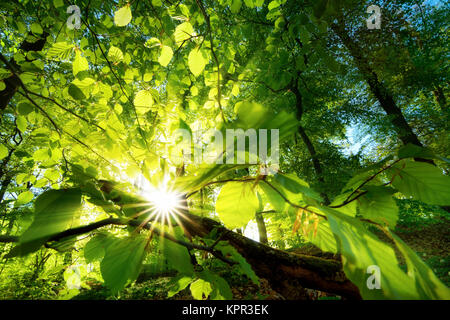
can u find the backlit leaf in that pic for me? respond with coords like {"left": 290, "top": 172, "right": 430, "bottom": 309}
{"left": 216, "top": 182, "right": 259, "bottom": 229}
{"left": 188, "top": 48, "right": 207, "bottom": 77}
{"left": 101, "top": 236, "right": 147, "bottom": 293}
{"left": 388, "top": 160, "right": 450, "bottom": 205}
{"left": 158, "top": 45, "right": 173, "bottom": 67}
{"left": 114, "top": 5, "right": 132, "bottom": 27}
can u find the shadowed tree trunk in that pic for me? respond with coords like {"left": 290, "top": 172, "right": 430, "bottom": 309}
{"left": 255, "top": 211, "right": 268, "bottom": 244}
{"left": 177, "top": 211, "right": 361, "bottom": 299}
{"left": 330, "top": 22, "right": 433, "bottom": 166}
{"left": 433, "top": 86, "right": 447, "bottom": 109}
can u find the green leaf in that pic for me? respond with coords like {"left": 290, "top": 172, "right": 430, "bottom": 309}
{"left": 230, "top": 0, "right": 242, "bottom": 13}
{"left": 174, "top": 22, "right": 194, "bottom": 43}
{"left": 324, "top": 207, "right": 419, "bottom": 299}
{"left": 398, "top": 143, "right": 436, "bottom": 160}
{"left": 329, "top": 193, "right": 357, "bottom": 217}
{"left": 216, "top": 182, "right": 258, "bottom": 229}
{"left": 234, "top": 101, "right": 270, "bottom": 129}
{"left": 100, "top": 236, "right": 147, "bottom": 293}
{"left": 230, "top": 102, "right": 299, "bottom": 142}
{"left": 273, "top": 173, "right": 323, "bottom": 202}
{"left": 160, "top": 236, "right": 194, "bottom": 276}
{"left": 216, "top": 241, "right": 259, "bottom": 284}
{"left": 84, "top": 234, "right": 111, "bottom": 263}
{"left": 114, "top": 5, "right": 132, "bottom": 27}
{"left": 145, "top": 37, "right": 161, "bottom": 48}
{"left": 44, "top": 168, "right": 60, "bottom": 181}
{"left": 190, "top": 278, "right": 212, "bottom": 300}
{"left": 199, "top": 270, "right": 233, "bottom": 300}
{"left": 387, "top": 160, "right": 450, "bottom": 205}
{"left": 209, "top": 274, "right": 233, "bottom": 300}
{"left": 359, "top": 186, "right": 398, "bottom": 227}
{"left": 16, "top": 191, "right": 34, "bottom": 206}
{"left": 107, "top": 46, "right": 124, "bottom": 63}
{"left": 0, "top": 144, "right": 8, "bottom": 160}
{"left": 34, "top": 179, "right": 47, "bottom": 188}
{"left": 30, "top": 23, "right": 43, "bottom": 34}
{"left": 244, "top": 0, "right": 255, "bottom": 8}
{"left": 16, "top": 115, "right": 27, "bottom": 132}
{"left": 33, "top": 148, "right": 51, "bottom": 161}
{"left": 8, "top": 189, "right": 82, "bottom": 257}
{"left": 158, "top": 45, "right": 173, "bottom": 67}
{"left": 73, "top": 51, "right": 88, "bottom": 76}
{"left": 268, "top": 1, "right": 280, "bottom": 11}
{"left": 68, "top": 83, "right": 86, "bottom": 100}
{"left": 188, "top": 48, "right": 207, "bottom": 77}
{"left": 53, "top": 0, "right": 64, "bottom": 8}
{"left": 17, "top": 102, "right": 34, "bottom": 115}
{"left": 389, "top": 231, "right": 450, "bottom": 299}
{"left": 174, "top": 164, "right": 248, "bottom": 194}
{"left": 303, "top": 218, "right": 338, "bottom": 253}
{"left": 167, "top": 275, "right": 194, "bottom": 298}
{"left": 134, "top": 90, "right": 154, "bottom": 114}
{"left": 47, "top": 42, "right": 74, "bottom": 61}
{"left": 258, "top": 182, "right": 285, "bottom": 212}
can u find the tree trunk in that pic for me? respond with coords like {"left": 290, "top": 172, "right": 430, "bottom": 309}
{"left": 433, "top": 86, "right": 447, "bottom": 109}
{"left": 255, "top": 211, "right": 268, "bottom": 244}
{"left": 330, "top": 22, "right": 432, "bottom": 163}
{"left": 177, "top": 211, "right": 361, "bottom": 299}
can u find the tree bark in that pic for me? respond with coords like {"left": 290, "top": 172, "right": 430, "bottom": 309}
{"left": 433, "top": 86, "right": 447, "bottom": 109}
{"left": 255, "top": 211, "right": 268, "bottom": 244}
{"left": 176, "top": 211, "right": 361, "bottom": 299}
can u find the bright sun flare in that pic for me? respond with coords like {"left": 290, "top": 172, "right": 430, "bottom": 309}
{"left": 145, "top": 188, "right": 183, "bottom": 217}
{"left": 131, "top": 174, "right": 187, "bottom": 235}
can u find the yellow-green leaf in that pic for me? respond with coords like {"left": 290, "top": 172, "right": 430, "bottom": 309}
{"left": 73, "top": 51, "right": 88, "bottom": 76}
{"left": 188, "top": 48, "right": 207, "bottom": 77}
{"left": 216, "top": 182, "right": 258, "bottom": 229}
{"left": 17, "top": 115, "right": 27, "bottom": 132}
{"left": 134, "top": 90, "right": 154, "bottom": 114}
{"left": 16, "top": 191, "right": 34, "bottom": 206}
{"left": 174, "top": 22, "right": 194, "bottom": 43}
{"left": 190, "top": 279, "right": 212, "bottom": 300}
{"left": 230, "top": 0, "right": 242, "bottom": 13}
{"left": 114, "top": 5, "right": 132, "bottom": 27}
{"left": 107, "top": 46, "right": 124, "bottom": 63}
{"left": 0, "top": 144, "right": 8, "bottom": 160}
{"left": 158, "top": 45, "right": 173, "bottom": 67}
{"left": 30, "top": 23, "right": 43, "bottom": 34}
